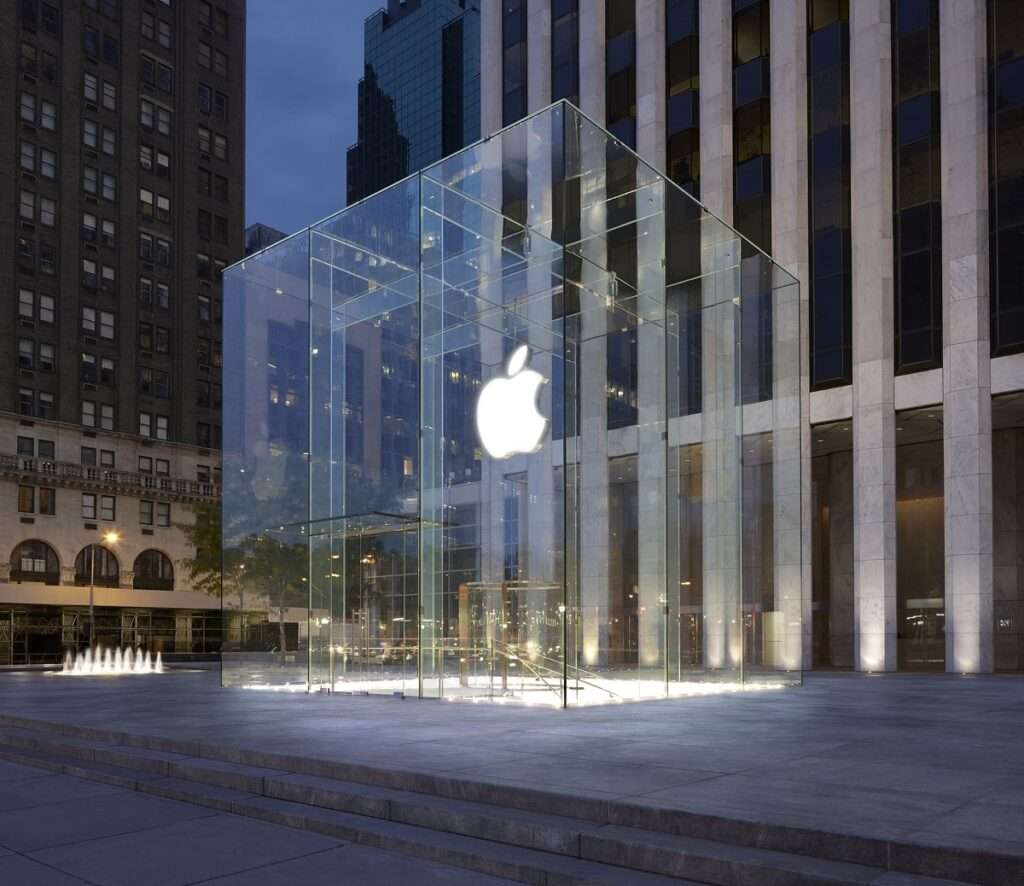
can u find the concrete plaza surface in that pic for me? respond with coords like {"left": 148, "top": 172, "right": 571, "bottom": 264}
{"left": 0, "top": 669, "right": 1022, "bottom": 882}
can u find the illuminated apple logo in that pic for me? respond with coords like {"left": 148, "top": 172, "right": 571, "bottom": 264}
{"left": 476, "top": 345, "right": 548, "bottom": 459}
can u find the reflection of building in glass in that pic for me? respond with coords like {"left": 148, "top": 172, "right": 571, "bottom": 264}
{"left": 244, "top": 223, "right": 287, "bottom": 257}
{"left": 346, "top": 0, "right": 480, "bottom": 205}
{"left": 223, "top": 101, "right": 803, "bottom": 706}
{"left": 480, "top": 0, "right": 1013, "bottom": 676}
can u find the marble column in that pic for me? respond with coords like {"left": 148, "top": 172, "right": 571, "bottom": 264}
{"left": 481, "top": 0, "right": 503, "bottom": 137}
{"left": 634, "top": 0, "right": 668, "bottom": 673}
{"left": 850, "top": 0, "right": 898, "bottom": 672}
{"left": 698, "top": 0, "right": 733, "bottom": 219}
{"left": 770, "top": 0, "right": 811, "bottom": 671}
{"left": 636, "top": 0, "right": 666, "bottom": 172}
{"left": 527, "top": 0, "right": 552, "bottom": 113}
{"left": 940, "top": 0, "right": 992, "bottom": 673}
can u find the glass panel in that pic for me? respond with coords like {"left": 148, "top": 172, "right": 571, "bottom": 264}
{"left": 221, "top": 233, "right": 311, "bottom": 689}
{"left": 223, "top": 100, "right": 803, "bottom": 704}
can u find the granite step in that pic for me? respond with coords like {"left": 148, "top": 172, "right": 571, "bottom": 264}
{"left": 0, "top": 731, "right": 978, "bottom": 886}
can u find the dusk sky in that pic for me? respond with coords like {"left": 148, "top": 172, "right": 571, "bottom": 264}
{"left": 245, "top": 0, "right": 382, "bottom": 234}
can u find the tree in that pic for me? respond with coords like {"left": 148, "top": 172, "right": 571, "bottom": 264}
{"left": 237, "top": 533, "right": 307, "bottom": 665}
{"left": 178, "top": 501, "right": 224, "bottom": 598}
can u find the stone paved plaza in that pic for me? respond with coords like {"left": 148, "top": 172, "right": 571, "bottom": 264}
{"left": 0, "top": 760, "right": 513, "bottom": 885}
{"left": 0, "top": 669, "right": 1022, "bottom": 866}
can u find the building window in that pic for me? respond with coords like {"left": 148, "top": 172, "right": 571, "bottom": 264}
{"left": 502, "top": 0, "right": 528, "bottom": 125}
{"left": 551, "top": 0, "right": 579, "bottom": 105}
{"left": 808, "top": 0, "right": 852, "bottom": 388}
{"left": 82, "top": 258, "right": 98, "bottom": 288}
{"left": 103, "top": 81, "right": 117, "bottom": 110}
{"left": 10, "top": 540, "right": 60, "bottom": 584}
{"left": 18, "top": 486, "right": 35, "bottom": 514}
{"left": 140, "top": 500, "right": 154, "bottom": 525}
{"left": 606, "top": 0, "right": 637, "bottom": 148}
{"left": 893, "top": 0, "right": 942, "bottom": 373}
{"left": 40, "top": 100, "right": 56, "bottom": 130}
{"left": 83, "top": 119, "right": 98, "bottom": 149}
{"left": 74, "top": 545, "right": 119, "bottom": 586}
{"left": 81, "top": 492, "right": 97, "bottom": 520}
{"left": 667, "top": 0, "right": 700, "bottom": 191}
{"left": 139, "top": 411, "right": 152, "bottom": 437}
{"left": 83, "top": 214, "right": 98, "bottom": 243}
{"left": 40, "top": 148, "right": 56, "bottom": 179}
{"left": 989, "top": 0, "right": 1024, "bottom": 355}
{"left": 733, "top": 0, "right": 771, "bottom": 250}
{"left": 133, "top": 549, "right": 174, "bottom": 590}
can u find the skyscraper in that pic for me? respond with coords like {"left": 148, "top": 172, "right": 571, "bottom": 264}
{"left": 0, "top": 0, "right": 245, "bottom": 663}
{"left": 346, "top": 0, "right": 480, "bottom": 204}
{"left": 480, "top": 0, "right": 1023, "bottom": 676}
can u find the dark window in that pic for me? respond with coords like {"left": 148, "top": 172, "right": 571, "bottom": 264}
{"left": 551, "top": 0, "right": 579, "bottom": 105}
{"left": 74, "top": 545, "right": 119, "bottom": 587}
{"left": 10, "top": 540, "right": 60, "bottom": 585}
{"left": 133, "top": 550, "right": 174, "bottom": 590}
{"left": 893, "top": 0, "right": 941, "bottom": 372}
{"left": 606, "top": 0, "right": 637, "bottom": 148}
{"left": 502, "top": 0, "right": 528, "bottom": 125}
{"left": 732, "top": 0, "right": 771, "bottom": 251}
{"left": 808, "top": 2, "right": 852, "bottom": 388}
{"left": 990, "top": 0, "right": 1024, "bottom": 354}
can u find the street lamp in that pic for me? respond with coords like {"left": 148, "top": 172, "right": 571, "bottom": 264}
{"left": 89, "top": 530, "right": 120, "bottom": 649}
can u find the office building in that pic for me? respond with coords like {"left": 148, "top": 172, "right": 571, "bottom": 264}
{"left": 0, "top": 0, "right": 245, "bottom": 663}
{"left": 345, "top": 0, "right": 480, "bottom": 204}
{"left": 479, "top": 0, "right": 1023, "bottom": 674}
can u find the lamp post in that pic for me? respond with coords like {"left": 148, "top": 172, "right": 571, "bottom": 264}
{"left": 89, "top": 530, "right": 120, "bottom": 649}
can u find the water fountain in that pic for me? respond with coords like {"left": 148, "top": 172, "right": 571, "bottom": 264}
{"left": 61, "top": 645, "right": 164, "bottom": 676}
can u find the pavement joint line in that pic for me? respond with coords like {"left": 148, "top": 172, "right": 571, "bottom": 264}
{"left": 8, "top": 849, "right": 106, "bottom": 886}
{"left": 182, "top": 844, "right": 346, "bottom": 886}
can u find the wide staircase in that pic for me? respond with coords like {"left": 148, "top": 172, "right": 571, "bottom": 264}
{"left": 0, "top": 714, "right": 1013, "bottom": 886}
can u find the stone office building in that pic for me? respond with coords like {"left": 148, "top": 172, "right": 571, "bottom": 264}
{"left": 0, "top": 0, "right": 246, "bottom": 663}
{"left": 481, "top": 0, "right": 1024, "bottom": 673}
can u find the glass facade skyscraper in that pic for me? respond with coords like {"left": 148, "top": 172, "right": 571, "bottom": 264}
{"left": 345, "top": 0, "right": 480, "bottom": 205}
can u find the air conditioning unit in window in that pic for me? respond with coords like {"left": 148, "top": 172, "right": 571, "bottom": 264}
{"left": 82, "top": 383, "right": 97, "bottom": 392}
{"left": 86, "top": 102, "right": 98, "bottom": 113}
{"left": 85, "top": 336, "right": 97, "bottom": 346}
{"left": 21, "top": 172, "right": 37, "bottom": 183}
{"left": 19, "top": 369, "right": 35, "bottom": 379}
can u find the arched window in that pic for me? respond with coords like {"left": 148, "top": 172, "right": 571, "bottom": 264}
{"left": 10, "top": 540, "right": 60, "bottom": 585}
{"left": 74, "top": 545, "right": 119, "bottom": 587}
{"left": 133, "top": 549, "right": 174, "bottom": 590}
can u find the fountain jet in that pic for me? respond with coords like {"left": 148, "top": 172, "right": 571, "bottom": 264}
{"left": 61, "top": 645, "right": 165, "bottom": 676}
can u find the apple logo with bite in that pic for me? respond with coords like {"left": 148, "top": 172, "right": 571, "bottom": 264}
{"left": 475, "top": 345, "right": 548, "bottom": 459}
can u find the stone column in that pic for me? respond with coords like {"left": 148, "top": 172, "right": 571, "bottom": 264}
{"left": 527, "top": 0, "right": 552, "bottom": 113}
{"left": 850, "top": 0, "right": 897, "bottom": 672}
{"left": 579, "top": 0, "right": 606, "bottom": 124}
{"left": 636, "top": 0, "right": 666, "bottom": 172}
{"left": 575, "top": 0, "right": 608, "bottom": 670}
{"left": 829, "top": 449, "right": 856, "bottom": 667}
{"left": 940, "top": 0, "right": 992, "bottom": 674}
{"left": 770, "top": 0, "right": 811, "bottom": 671}
{"left": 481, "top": 0, "right": 503, "bottom": 137}
{"left": 635, "top": 0, "right": 668, "bottom": 672}
{"left": 698, "top": 0, "right": 732, "bottom": 220}
{"left": 701, "top": 234, "right": 742, "bottom": 674}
